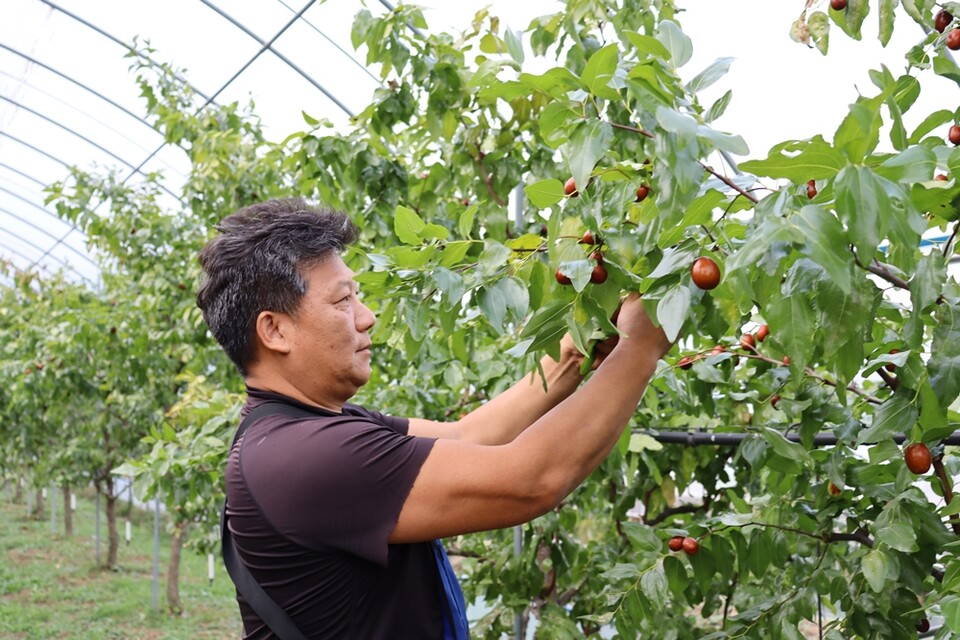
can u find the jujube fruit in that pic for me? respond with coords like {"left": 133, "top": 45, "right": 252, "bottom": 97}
{"left": 580, "top": 230, "right": 600, "bottom": 246}
{"left": 740, "top": 334, "right": 756, "bottom": 350}
{"left": 904, "top": 442, "right": 932, "bottom": 474}
{"left": 678, "top": 356, "right": 694, "bottom": 370}
{"left": 950, "top": 124, "right": 960, "bottom": 145}
{"left": 916, "top": 618, "right": 931, "bottom": 633}
{"left": 756, "top": 324, "right": 769, "bottom": 342}
{"left": 681, "top": 537, "right": 699, "bottom": 555}
{"left": 936, "top": 173, "right": 949, "bottom": 181}
{"left": 590, "top": 263, "right": 608, "bottom": 284}
{"left": 806, "top": 179, "right": 817, "bottom": 199}
{"left": 771, "top": 393, "right": 781, "bottom": 409}
{"left": 691, "top": 257, "right": 721, "bottom": 290}
{"left": 936, "top": 9, "right": 953, "bottom": 33}
{"left": 949, "top": 29, "right": 960, "bottom": 50}
{"left": 831, "top": 0, "right": 847, "bottom": 10}
{"left": 635, "top": 185, "right": 650, "bottom": 202}
{"left": 668, "top": 536, "right": 684, "bottom": 552}
{"left": 828, "top": 482, "right": 842, "bottom": 496}
{"left": 564, "top": 177, "right": 579, "bottom": 197}
{"left": 555, "top": 269, "right": 571, "bottom": 286}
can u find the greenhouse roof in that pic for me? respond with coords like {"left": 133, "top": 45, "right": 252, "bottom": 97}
{"left": 0, "top": 0, "right": 554, "bottom": 288}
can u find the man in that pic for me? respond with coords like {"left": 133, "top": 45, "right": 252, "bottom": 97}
{"left": 196, "top": 197, "right": 672, "bottom": 639}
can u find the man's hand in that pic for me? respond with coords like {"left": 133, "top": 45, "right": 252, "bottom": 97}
{"left": 610, "top": 293, "right": 673, "bottom": 361}
{"left": 557, "top": 293, "right": 672, "bottom": 373}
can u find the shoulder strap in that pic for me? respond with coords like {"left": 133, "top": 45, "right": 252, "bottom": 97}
{"left": 221, "top": 401, "right": 318, "bottom": 640}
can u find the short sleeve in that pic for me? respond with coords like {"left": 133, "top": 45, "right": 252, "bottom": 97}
{"left": 239, "top": 415, "right": 434, "bottom": 566}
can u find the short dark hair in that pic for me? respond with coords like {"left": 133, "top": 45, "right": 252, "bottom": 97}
{"left": 196, "top": 197, "right": 359, "bottom": 376}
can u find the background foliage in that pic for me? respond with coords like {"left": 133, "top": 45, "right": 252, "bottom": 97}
{"left": 3, "top": 0, "right": 960, "bottom": 637}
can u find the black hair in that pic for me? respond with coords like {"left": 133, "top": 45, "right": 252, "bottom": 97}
{"left": 196, "top": 197, "right": 359, "bottom": 376}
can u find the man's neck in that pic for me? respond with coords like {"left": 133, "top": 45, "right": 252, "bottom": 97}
{"left": 244, "top": 373, "right": 344, "bottom": 413}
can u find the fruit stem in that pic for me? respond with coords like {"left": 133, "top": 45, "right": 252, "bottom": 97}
{"left": 943, "top": 220, "right": 959, "bottom": 259}
{"left": 876, "top": 367, "right": 899, "bottom": 391}
{"left": 851, "top": 252, "right": 910, "bottom": 289}
{"left": 933, "top": 455, "right": 960, "bottom": 535}
{"left": 473, "top": 146, "right": 508, "bottom": 207}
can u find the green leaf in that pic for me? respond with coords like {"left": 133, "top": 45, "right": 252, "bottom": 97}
{"left": 524, "top": 179, "right": 565, "bottom": 208}
{"left": 808, "top": 11, "right": 831, "bottom": 55}
{"left": 875, "top": 145, "right": 937, "bottom": 183}
{"left": 834, "top": 98, "right": 882, "bottom": 162}
{"left": 458, "top": 205, "right": 478, "bottom": 238}
{"left": 705, "top": 90, "right": 732, "bottom": 124}
{"left": 504, "top": 28, "right": 524, "bottom": 64}
{"left": 478, "top": 277, "right": 528, "bottom": 333}
{"left": 856, "top": 393, "right": 919, "bottom": 445}
{"left": 640, "top": 564, "right": 668, "bottom": 604}
{"left": 622, "top": 521, "right": 662, "bottom": 553}
{"left": 656, "top": 286, "right": 690, "bottom": 342}
{"left": 934, "top": 49, "right": 960, "bottom": 86}
{"left": 580, "top": 43, "right": 621, "bottom": 100}
{"left": 942, "top": 595, "right": 960, "bottom": 633}
{"left": 834, "top": 165, "right": 887, "bottom": 264}
{"left": 624, "top": 32, "right": 671, "bottom": 60}
{"left": 878, "top": 0, "right": 897, "bottom": 46}
{"left": 394, "top": 205, "right": 425, "bottom": 245}
{"left": 761, "top": 427, "right": 813, "bottom": 467}
{"left": 519, "top": 68, "right": 581, "bottom": 99}
{"left": 561, "top": 120, "right": 612, "bottom": 194}
{"left": 766, "top": 289, "right": 817, "bottom": 373}
{"left": 739, "top": 136, "right": 845, "bottom": 181}
{"left": 862, "top": 549, "right": 897, "bottom": 592}
{"left": 791, "top": 205, "right": 852, "bottom": 294}
{"left": 656, "top": 20, "right": 692, "bottom": 68}
{"left": 685, "top": 57, "right": 734, "bottom": 95}
{"left": 832, "top": 0, "right": 870, "bottom": 40}
{"left": 910, "top": 108, "right": 954, "bottom": 144}
{"left": 874, "top": 502, "right": 919, "bottom": 553}
{"left": 909, "top": 251, "right": 946, "bottom": 314}
{"left": 929, "top": 302, "right": 960, "bottom": 409}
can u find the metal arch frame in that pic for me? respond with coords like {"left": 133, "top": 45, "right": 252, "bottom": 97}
{"left": 197, "top": 0, "right": 354, "bottom": 117}
{"left": 275, "top": 0, "right": 380, "bottom": 85}
{"left": 37, "top": 0, "right": 213, "bottom": 103}
{"left": 0, "top": 204, "right": 97, "bottom": 269}
{"left": 0, "top": 95, "right": 181, "bottom": 202}
{"left": 0, "top": 43, "right": 156, "bottom": 130}
{"left": 22, "top": 0, "right": 366, "bottom": 276}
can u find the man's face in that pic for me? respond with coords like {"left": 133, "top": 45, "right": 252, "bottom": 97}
{"left": 286, "top": 254, "right": 376, "bottom": 408}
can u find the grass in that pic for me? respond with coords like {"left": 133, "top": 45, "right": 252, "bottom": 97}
{"left": 0, "top": 488, "right": 240, "bottom": 639}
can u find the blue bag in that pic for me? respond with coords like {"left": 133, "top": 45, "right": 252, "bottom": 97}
{"left": 433, "top": 539, "right": 470, "bottom": 639}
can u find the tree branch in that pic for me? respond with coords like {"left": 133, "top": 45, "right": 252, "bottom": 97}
{"left": 933, "top": 455, "right": 960, "bottom": 535}
{"left": 643, "top": 497, "right": 712, "bottom": 527}
{"left": 473, "top": 149, "right": 507, "bottom": 207}
{"left": 943, "top": 221, "right": 959, "bottom": 259}
{"left": 852, "top": 251, "right": 910, "bottom": 289}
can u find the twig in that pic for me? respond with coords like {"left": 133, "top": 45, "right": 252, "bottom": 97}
{"left": 644, "top": 497, "right": 712, "bottom": 527}
{"left": 609, "top": 121, "right": 654, "bottom": 138}
{"left": 876, "top": 368, "right": 899, "bottom": 392}
{"left": 702, "top": 164, "right": 759, "bottom": 205}
{"left": 852, "top": 251, "right": 910, "bottom": 289}
{"left": 722, "top": 573, "right": 738, "bottom": 629}
{"left": 474, "top": 148, "right": 508, "bottom": 207}
{"left": 933, "top": 455, "right": 960, "bottom": 535}
{"left": 944, "top": 221, "right": 959, "bottom": 259}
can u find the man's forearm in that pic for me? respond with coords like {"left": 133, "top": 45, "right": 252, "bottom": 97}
{"left": 454, "top": 352, "right": 584, "bottom": 445}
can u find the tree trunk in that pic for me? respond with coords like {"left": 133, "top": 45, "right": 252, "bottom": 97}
{"left": 62, "top": 485, "right": 73, "bottom": 536}
{"left": 105, "top": 476, "right": 120, "bottom": 568}
{"left": 32, "top": 488, "right": 44, "bottom": 520}
{"left": 13, "top": 477, "right": 23, "bottom": 503}
{"left": 167, "top": 521, "right": 188, "bottom": 615}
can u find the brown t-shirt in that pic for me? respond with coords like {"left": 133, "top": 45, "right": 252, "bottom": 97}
{"left": 226, "top": 388, "right": 440, "bottom": 639}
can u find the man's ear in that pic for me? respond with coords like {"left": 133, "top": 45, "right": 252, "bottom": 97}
{"left": 255, "top": 310, "right": 293, "bottom": 356}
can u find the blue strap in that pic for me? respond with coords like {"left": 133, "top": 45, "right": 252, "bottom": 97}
{"left": 433, "top": 540, "right": 469, "bottom": 639}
